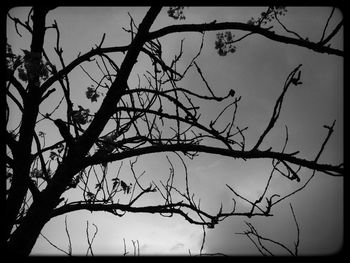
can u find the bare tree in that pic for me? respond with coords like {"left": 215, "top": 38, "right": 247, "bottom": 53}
{"left": 5, "top": 6, "right": 343, "bottom": 256}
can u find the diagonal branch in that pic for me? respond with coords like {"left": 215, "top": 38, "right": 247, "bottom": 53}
{"left": 314, "top": 120, "right": 336, "bottom": 162}
{"left": 320, "top": 7, "right": 335, "bottom": 43}
{"left": 273, "top": 12, "right": 304, "bottom": 40}
{"left": 6, "top": 73, "right": 27, "bottom": 99}
{"left": 252, "top": 64, "right": 302, "bottom": 151}
{"left": 319, "top": 19, "right": 344, "bottom": 46}
{"left": 239, "top": 221, "right": 295, "bottom": 256}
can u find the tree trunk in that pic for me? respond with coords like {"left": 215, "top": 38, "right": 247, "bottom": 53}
{"left": 6, "top": 7, "right": 162, "bottom": 256}
{"left": 6, "top": 6, "right": 49, "bottom": 240}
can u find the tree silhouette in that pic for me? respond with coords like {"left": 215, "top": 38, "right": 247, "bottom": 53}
{"left": 5, "top": 6, "right": 343, "bottom": 256}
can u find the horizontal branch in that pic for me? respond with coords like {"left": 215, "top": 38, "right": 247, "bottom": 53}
{"left": 81, "top": 144, "right": 343, "bottom": 176}
{"left": 51, "top": 201, "right": 269, "bottom": 223}
{"left": 147, "top": 22, "right": 343, "bottom": 57}
{"left": 52, "top": 201, "right": 190, "bottom": 218}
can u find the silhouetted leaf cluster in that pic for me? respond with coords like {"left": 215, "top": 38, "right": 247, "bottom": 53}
{"left": 112, "top": 177, "right": 132, "bottom": 194}
{"left": 215, "top": 31, "right": 236, "bottom": 56}
{"left": 69, "top": 105, "right": 91, "bottom": 125}
{"left": 247, "top": 6, "right": 287, "bottom": 26}
{"left": 167, "top": 6, "right": 186, "bottom": 20}
{"left": 85, "top": 85, "right": 101, "bottom": 102}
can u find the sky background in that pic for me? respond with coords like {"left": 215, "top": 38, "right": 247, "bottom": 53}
{"left": 6, "top": 6, "right": 343, "bottom": 255}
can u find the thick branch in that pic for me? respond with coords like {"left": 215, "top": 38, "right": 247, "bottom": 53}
{"left": 82, "top": 144, "right": 343, "bottom": 176}
{"left": 6, "top": 131, "right": 19, "bottom": 154}
{"left": 147, "top": 22, "right": 343, "bottom": 56}
{"left": 51, "top": 201, "right": 268, "bottom": 225}
{"left": 7, "top": 89, "right": 24, "bottom": 112}
{"left": 40, "top": 20, "right": 343, "bottom": 96}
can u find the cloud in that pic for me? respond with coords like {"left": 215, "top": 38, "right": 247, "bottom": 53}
{"left": 139, "top": 244, "right": 149, "bottom": 254}
{"left": 170, "top": 242, "right": 185, "bottom": 252}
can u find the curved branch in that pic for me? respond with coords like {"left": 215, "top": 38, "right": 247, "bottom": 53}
{"left": 6, "top": 89, "right": 24, "bottom": 112}
{"left": 7, "top": 13, "right": 33, "bottom": 35}
{"left": 147, "top": 22, "right": 343, "bottom": 57}
{"left": 39, "top": 19, "right": 343, "bottom": 95}
{"left": 273, "top": 12, "right": 304, "bottom": 40}
{"left": 81, "top": 144, "right": 343, "bottom": 177}
{"left": 7, "top": 73, "right": 27, "bottom": 99}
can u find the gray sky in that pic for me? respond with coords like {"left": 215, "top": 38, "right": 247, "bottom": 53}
{"left": 7, "top": 6, "right": 343, "bottom": 255}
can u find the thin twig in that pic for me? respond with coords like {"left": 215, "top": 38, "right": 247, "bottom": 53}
{"left": 85, "top": 221, "right": 98, "bottom": 256}
{"left": 39, "top": 233, "right": 70, "bottom": 255}
{"left": 320, "top": 7, "right": 335, "bottom": 43}
{"left": 289, "top": 203, "right": 300, "bottom": 256}
{"left": 123, "top": 238, "right": 128, "bottom": 256}
{"left": 64, "top": 215, "right": 72, "bottom": 255}
{"left": 314, "top": 120, "right": 336, "bottom": 162}
{"left": 200, "top": 225, "right": 206, "bottom": 255}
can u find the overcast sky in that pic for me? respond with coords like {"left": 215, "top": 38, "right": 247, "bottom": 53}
{"left": 7, "top": 6, "right": 343, "bottom": 256}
